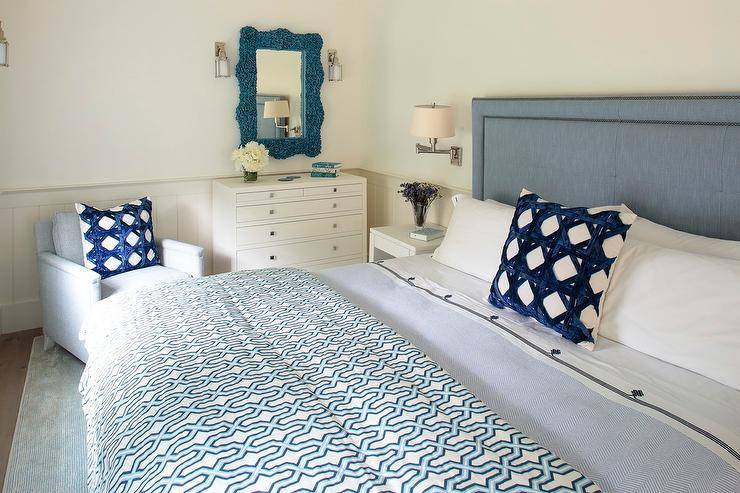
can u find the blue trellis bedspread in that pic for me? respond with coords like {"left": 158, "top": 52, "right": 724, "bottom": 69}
{"left": 79, "top": 268, "right": 599, "bottom": 492}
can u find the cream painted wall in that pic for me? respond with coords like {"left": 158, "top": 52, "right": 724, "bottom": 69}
{"left": 363, "top": 0, "right": 740, "bottom": 191}
{"left": 0, "top": 0, "right": 373, "bottom": 190}
{"left": 7, "top": 0, "right": 739, "bottom": 192}
{"left": 2, "top": 0, "right": 740, "bottom": 334}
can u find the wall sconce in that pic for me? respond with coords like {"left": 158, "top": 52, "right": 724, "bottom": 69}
{"left": 214, "top": 42, "right": 230, "bottom": 78}
{"left": 0, "top": 21, "right": 8, "bottom": 68}
{"left": 264, "top": 100, "right": 290, "bottom": 129}
{"left": 410, "top": 103, "right": 462, "bottom": 166}
{"left": 327, "top": 49, "right": 342, "bottom": 82}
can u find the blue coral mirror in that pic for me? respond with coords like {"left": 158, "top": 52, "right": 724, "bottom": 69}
{"left": 235, "top": 27, "right": 324, "bottom": 159}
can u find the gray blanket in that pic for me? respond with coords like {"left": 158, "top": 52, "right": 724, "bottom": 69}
{"left": 319, "top": 263, "right": 740, "bottom": 493}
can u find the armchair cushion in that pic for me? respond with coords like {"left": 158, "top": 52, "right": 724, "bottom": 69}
{"left": 101, "top": 265, "right": 190, "bottom": 299}
{"left": 75, "top": 197, "right": 160, "bottom": 278}
{"left": 52, "top": 212, "right": 84, "bottom": 265}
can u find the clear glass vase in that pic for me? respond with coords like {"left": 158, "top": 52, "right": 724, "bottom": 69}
{"left": 242, "top": 170, "right": 258, "bottom": 182}
{"left": 412, "top": 202, "right": 428, "bottom": 229}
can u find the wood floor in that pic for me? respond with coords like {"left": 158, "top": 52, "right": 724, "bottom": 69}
{"left": 0, "top": 328, "right": 42, "bottom": 488}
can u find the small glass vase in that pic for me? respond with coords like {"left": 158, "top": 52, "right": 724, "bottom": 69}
{"left": 242, "top": 170, "right": 258, "bottom": 182}
{"left": 411, "top": 202, "right": 428, "bottom": 229}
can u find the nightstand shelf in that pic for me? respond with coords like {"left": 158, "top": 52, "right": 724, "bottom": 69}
{"left": 369, "top": 224, "right": 445, "bottom": 262}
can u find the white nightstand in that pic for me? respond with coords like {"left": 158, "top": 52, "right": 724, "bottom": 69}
{"left": 369, "top": 224, "right": 446, "bottom": 262}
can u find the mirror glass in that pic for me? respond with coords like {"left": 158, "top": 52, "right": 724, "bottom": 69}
{"left": 256, "top": 49, "right": 303, "bottom": 139}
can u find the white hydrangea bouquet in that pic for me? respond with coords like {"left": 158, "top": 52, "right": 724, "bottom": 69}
{"left": 232, "top": 141, "right": 269, "bottom": 182}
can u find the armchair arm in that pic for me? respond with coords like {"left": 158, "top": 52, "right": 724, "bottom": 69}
{"left": 37, "top": 252, "right": 102, "bottom": 362}
{"left": 38, "top": 252, "right": 101, "bottom": 284}
{"left": 158, "top": 238, "right": 205, "bottom": 278}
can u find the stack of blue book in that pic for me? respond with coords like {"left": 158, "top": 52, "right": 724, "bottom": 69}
{"left": 311, "top": 162, "right": 342, "bottom": 178}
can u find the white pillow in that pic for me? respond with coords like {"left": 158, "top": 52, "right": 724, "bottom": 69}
{"left": 629, "top": 217, "right": 740, "bottom": 260}
{"left": 599, "top": 239, "right": 740, "bottom": 390}
{"left": 432, "top": 195, "right": 514, "bottom": 281}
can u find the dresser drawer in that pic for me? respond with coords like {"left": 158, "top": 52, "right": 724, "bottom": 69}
{"left": 236, "top": 188, "right": 303, "bottom": 204}
{"left": 237, "top": 234, "right": 364, "bottom": 270}
{"left": 236, "top": 214, "right": 363, "bottom": 246}
{"left": 304, "top": 183, "right": 363, "bottom": 197}
{"left": 236, "top": 196, "right": 363, "bottom": 223}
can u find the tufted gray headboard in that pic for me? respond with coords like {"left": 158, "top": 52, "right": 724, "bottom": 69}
{"left": 472, "top": 95, "right": 740, "bottom": 240}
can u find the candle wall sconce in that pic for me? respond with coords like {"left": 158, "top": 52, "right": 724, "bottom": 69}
{"left": 0, "top": 21, "right": 9, "bottom": 67}
{"left": 215, "top": 42, "right": 230, "bottom": 78}
{"left": 327, "top": 49, "right": 342, "bottom": 82}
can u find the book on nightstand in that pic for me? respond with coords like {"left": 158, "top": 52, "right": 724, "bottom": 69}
{"left": 409, "top": 227, "right": 445, "bottom": 241}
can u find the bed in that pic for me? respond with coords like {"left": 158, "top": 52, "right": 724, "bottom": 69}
{"left": 79, "top": 95, "right": 740, "bottom": 492}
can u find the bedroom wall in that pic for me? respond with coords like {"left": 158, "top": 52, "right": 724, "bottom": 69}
{"left": 3, "top": 1, "right": 740, "bottom": 333}
{"left": 0, "top": 0, "right": 373, "bottom": 190}
{"left": 0, "top": 0, "right": 375, "bottom": 333}
{"left": 363, "top": 0, "right": 740, "bottom": 193}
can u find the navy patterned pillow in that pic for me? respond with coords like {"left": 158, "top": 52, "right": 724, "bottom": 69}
{"left": 488, "top": 190, "right": 635, "bottom": 347}
{"left": 75, "top": 197, "right": 159, "bottom": 279}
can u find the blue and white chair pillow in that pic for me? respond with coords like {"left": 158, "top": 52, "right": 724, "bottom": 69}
{"left": 488, "top": 189, "right": 635, "bottom": 348}
{"left": 75, "top": 197, "right": 159, "bottom": 279}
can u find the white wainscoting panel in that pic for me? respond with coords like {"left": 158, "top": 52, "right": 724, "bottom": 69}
{"left": 350, "top": 169, "right": 470, "bottom": 230}
{"left": 0, "top": 169, "right": 468, "bottom": 334}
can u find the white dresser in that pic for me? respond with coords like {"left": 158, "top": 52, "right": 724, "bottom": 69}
{"left": 212, "top": 173, "right": 367, "bottom": 273}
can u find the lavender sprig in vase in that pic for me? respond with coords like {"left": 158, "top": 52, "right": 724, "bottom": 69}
{"left": 398, "top": 182, "right": 441, "bottom": 229}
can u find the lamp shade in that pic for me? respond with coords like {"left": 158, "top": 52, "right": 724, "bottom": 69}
{"left": 410, "top": 104, "right": 454, "bottom": 138}
{"left": 264, "top": 100, "right": 290, "bottom": 118}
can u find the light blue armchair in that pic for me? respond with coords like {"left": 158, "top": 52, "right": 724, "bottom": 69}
{"left": 34, "top": 211, "right": 205, "bottom": 363}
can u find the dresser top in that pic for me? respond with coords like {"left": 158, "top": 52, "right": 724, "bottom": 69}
{"left": 214, "top": 172, "right": 365, "bottom": 192}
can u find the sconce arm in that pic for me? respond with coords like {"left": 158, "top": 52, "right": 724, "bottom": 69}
{"left": 415, "top": 138, "right": 463, "bottom": 166}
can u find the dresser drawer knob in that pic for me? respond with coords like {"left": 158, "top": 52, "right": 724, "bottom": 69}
{"left": 332, "top": 203, "right": 338, "bottom": 209}
{"left": 332, "top": 246, "right": 338, "bottom": 251}
{"left": 333, "top": 187, "right": 337, "bottom": 193}
{"left": 332, "top": 223, "right": 338, "bottom": 229}
{"left": 269, "top": 192, "right": 275, "bottom": 198}
{"left": 269, "top": 209, "right": 275, "bottom": 215}
{"left": 269, "top": 231, "right": 275, "bottom": 236}
{"left": 269, "top": 255, "right": 276, "bottom": 260}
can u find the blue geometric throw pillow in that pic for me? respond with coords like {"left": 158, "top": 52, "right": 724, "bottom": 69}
{"left": 488, "top": 189, "right": 635, "bottom": 348}
{"left": 75, "top": 197, "right": 159, "bottom": 279}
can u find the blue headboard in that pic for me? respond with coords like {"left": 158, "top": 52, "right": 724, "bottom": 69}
{"left": 472, "top": 95, "right": 740, "bottom": 240}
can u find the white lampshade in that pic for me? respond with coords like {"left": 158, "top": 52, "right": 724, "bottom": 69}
{"left": 410, "top": 104, "right": 454, "bottom": 138}
{"left": 264, "top": 100, "right": 290, "bottom": 119}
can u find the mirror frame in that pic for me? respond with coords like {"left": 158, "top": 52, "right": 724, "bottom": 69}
{"left": 235, "top": 27, "right": 324, "bottom": 159}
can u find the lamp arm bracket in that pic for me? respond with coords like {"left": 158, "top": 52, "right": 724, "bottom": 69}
{"left": 415, "top": 141, "right": 462, "bottom": 166}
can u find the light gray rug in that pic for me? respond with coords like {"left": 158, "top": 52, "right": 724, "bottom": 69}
{"left": 3, "top": 337, "right": 86, "bottom": 493}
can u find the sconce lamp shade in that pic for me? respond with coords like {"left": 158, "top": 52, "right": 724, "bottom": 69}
{"left": 410, "top": 104, "right": 454, "bottom": 138}
{"left": 264, "top": 100, "right": 290, "bottom": 119}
